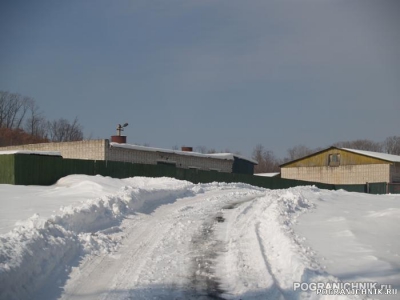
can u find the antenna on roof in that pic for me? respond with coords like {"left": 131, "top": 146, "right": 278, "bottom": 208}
{"left": 111, "top": 123, "right": 128, "bottom": 144}
{"left": 116, "top": 123, "right": 129, "bottom": 136}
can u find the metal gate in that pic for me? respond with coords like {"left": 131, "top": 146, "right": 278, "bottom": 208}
{"left": 388, "top": 183, "right": 400, "bottom": 194}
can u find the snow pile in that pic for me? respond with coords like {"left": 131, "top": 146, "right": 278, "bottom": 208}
{"left": 0, "top": 215, "right": 80, "bottom": 300}
{"left": 216, "top": 187, "right": 350, "bottom": 299}
{"left": 295, "top": 189, "right": 400, "bottom": 300}
{"left": 1, "top": 176, "right": 399, "bottom": 300}
{"left": 0, "top": 177, "right": 195, "bottom": 300}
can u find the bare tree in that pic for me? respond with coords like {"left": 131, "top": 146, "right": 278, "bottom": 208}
{"left": 24, "top": 101, "right": 47, "bottom": 139}
{"left": 383, "top": 136, "right": 400, "bottom": 155}
{"left": 0, "top": 90, "right": 89, "bottom": 146}
{"left": 333, "top": 139, "right": 383, "bottom": 152}
{"left": 221, "top": 148, "right": 233, "bottom": 153}
{"left": 0, "top": 91, "right": 11, "bottom": 128}
{"left": 195, "top": 146, "right": 208, "bottom": 154}
{"left": 252, "top": 144, "right": 280, "bottom": 173}
{"left": 0, "top": 128, "right": 48, "bottom": 146}
{"left": 284, "top": 145, "right": 314, "bottom": 162}
{"left": 0, "top": 91, "right": 32, "bottom": 129}
{"left": 47, "top": 117, "right": 84, "bottom": 142}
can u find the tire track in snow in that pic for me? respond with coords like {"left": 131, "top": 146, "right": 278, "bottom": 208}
{"left": 59, "top": 188, "right": 264, "bottom": 300}
{"left": 186, "top": 194, "right": 270, "bottom": 300}
{"left": 215, "top": 195, "right": 286, "bottom": 300}
{"left": 188, "top": 213, "right": 227, "bottom": 299}
{"left": 254, "top": 221, "right": 288, "bottom": 300}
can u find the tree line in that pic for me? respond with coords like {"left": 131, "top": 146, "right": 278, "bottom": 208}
{"left": 0, "top": 90, "right": 84, "bottom": 146}
{"left": 252, "top": 137, "right": 400, "bottom": 173}
{"left": 2, "top": 91, "right": 399, "bottom": 172}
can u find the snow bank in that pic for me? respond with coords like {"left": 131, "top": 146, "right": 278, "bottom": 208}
{"left": 2, "top": 177, "right": 398, "bottom": 300}
{"left": 0, "top": 175, "right": 194, "bottom": 234}
{"left": 0, "top": 177, "right": 195, "bottom": 300}
{"left": 294, "top": 189, "right": 400, "bottom": 300}
{"left": 217, "top": 186, "right": 348, "bottom": 299}
{"left": 0, "top": 150, "right": 61, "bottom": 156}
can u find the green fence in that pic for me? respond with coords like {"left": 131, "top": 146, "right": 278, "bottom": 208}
{"left": 335, "top": 184, "right": 366, "bottom": 193}
{"left": 0, "top": 155, "right": 15, "bottom": 184}
{"left": 334, "top": 182, "right": 389, "bottom": 194}
{"left": 1, "top": 154, "right": 334, "bottom": 190}
{"left": 368, "top": 182, "right": 387, "bottom": 194}
{"left": 388, "top": 184, "right": 400, "bottom": 194}
{"left": 0, "top": 154, "right": 396, "bottom": 194}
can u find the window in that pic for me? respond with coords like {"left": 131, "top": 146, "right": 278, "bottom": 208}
{"left": 328, "top": 154, "right": 340, "bottom": 167}
{"left": 157, "top": 161, "right": 176, "bottom": 167}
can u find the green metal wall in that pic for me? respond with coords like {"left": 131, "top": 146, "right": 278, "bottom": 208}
{"left": 232, "top": 157, "right": 255, "bottom": 175}
{"left": 335, "top": 184, "right": 366, "bottom": 193}
{"left": 0, "top": 155, "right": 15, "bottom": 184}
{"left": 0, "top": 154, "right": 395, "bottom": 194}
{"left": 2, "top": 154, "right": 334, "bottom": 190}
{"left": 14, "top": 155, "right": 66, "bottom": 185}
{"left": 368, "top": 182, "right": 387, "bottom": 194}
{"left": 389, "top": 184, "right": 400, "bottom": 194}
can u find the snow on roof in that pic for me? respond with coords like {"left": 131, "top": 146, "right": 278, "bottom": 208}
{"left": 0, "top": 150, "right": 62, "bottom": 156}
{"left": 110, "top": 143, "right": 258, "bottom": 164}
{"left": 207, "top": 153, "right": 258, "bottom": 164}
{"left": 342, "top": 148, "right": 400, "bottom": 163}
{"left": 254, "top": 172, "right": 280, "bottom": 177}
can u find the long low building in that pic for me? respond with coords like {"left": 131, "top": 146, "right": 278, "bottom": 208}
{"left": 0, "top": 139, "right": 257, "bottom": 174}
{"left": 280, "top": 146, "right": 400, "bottom": 185}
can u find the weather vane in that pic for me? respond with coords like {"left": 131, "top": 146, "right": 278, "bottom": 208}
{"left": 116, "top": 123, "right": 128, "bottom": 136}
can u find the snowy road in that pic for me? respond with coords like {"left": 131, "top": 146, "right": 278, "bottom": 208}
{"left": 60, "top": 189, "right": 271, "bottom": 300}
{"left": 2, "top": 176, "right": 399, "bottom": 300}
{"left": 56, "top": 186, "right": 337, "bottom": 300}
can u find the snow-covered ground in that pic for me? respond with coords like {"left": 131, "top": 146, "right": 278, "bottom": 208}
{"left": 0, "top": 175, "right": 399, "bottom": 300}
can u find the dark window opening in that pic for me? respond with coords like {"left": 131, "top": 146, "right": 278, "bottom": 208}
{"left": 328, "top": 154, "right": 340, "bottom": 167}
{"left": 157, "top": 161, "right": 176, "bottom": 167}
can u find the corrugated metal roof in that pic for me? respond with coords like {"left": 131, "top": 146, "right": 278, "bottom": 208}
{"left": 280, "top": 146, "right": 400, "bottom": 167}
{"left": 110, "top": 143, "right": 258, "bottom": 164}
{"left": 342, "top": 148, "right": 400, "bottom": 163}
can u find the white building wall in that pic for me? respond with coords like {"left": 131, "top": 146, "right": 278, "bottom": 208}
{"left": 0, "top": 140, "right": 107, "bottom": 160}
{"left": 0, "top": 140, "right": 235, "bottom": 172}
{"left": 106, "top": 145, "right": 233, "bottom": 172}
{"left": 281, "top": 164, "right": 390, "bottom": 184}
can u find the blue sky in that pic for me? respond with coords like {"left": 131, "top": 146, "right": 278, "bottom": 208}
{"left": 1, "top": 0, "right": 399, "bottom": 158}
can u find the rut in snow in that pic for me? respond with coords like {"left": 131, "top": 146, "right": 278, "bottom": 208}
{"left": 186, "top": 196, "right": 258, "bottom": 299}
{"left": 188, "top": 212, "right": 228, "bottom": 299}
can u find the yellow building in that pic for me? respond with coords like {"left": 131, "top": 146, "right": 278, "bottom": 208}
{"left": 280, "top": 147, "right": 400, "bottom": 185}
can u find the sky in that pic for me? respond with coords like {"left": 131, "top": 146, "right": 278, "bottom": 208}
{"left": 0, "top": 0, "right": 399, "bottom": 158}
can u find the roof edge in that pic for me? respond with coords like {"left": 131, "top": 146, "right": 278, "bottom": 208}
{"left": 280, "top": 146, "right": 400, "bottom": 167}
{"left": 109, "top": 142, "right": 257, "bottom": 164}
{"left": 280, "top": 146, "right": 338, "bottom": 167}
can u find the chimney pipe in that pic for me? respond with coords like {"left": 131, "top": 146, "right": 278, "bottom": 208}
{"left": 111, "top": 135, "right": 127, "bottom": 143}
{"left": 111, "top": 123, "right": 128, "bottom": 143}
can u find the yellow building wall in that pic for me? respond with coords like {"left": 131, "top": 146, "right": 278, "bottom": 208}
{"left": 283, "top": 148, "right": 387, "bottom": 168}
{"left": 281, "top": 164, "right": 390, "bottom": 184}
{"left": 281, "top": 148, "right": 394, "bottom": 184}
